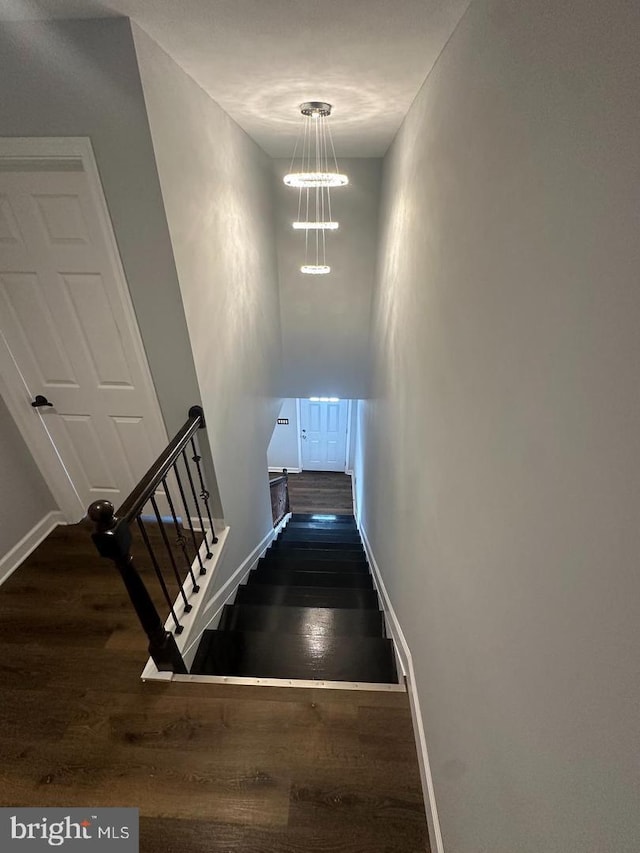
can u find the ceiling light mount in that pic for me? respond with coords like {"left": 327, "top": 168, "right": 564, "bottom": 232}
{"left": 300, "top": 101, "right": 332, "bottom": 118}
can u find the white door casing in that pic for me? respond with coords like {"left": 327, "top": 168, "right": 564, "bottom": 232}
{"left": 0, "top": 138, "right": 169, "bottom": 522}
{"left": 300, "top": 398, "right": 349, "bottom": 472}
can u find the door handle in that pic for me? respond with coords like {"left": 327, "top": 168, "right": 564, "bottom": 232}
{"left": 31, "top": 394, "right": 54, "bottom": 408}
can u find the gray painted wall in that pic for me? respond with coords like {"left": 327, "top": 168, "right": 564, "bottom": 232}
{"left": 267, "top": 399, "right": 300, "bottom": 471}
{"left": 273, "top": 158, "right": 381, "bottom": 399}
{"left": 355, "top": 1, "right": 640, "bottom": 851}
{"left": 0, "top": 394, "right": 56, "bottom": 557}
{"left": 134, "top": 27, "right": 283, "bottom": 592}
{"left": 0, "top": 19, "right": 202, "bottom": 440}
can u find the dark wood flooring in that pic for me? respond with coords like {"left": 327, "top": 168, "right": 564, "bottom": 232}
{"left": 277, "top": 471, "right": 354, "bottom": 515}
{"left": 0, "top": 522, "right": 430, "bottom": 852}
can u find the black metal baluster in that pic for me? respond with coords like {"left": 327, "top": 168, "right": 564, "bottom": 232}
{"left": 89, "top": 500, "right": 187, "bottom": 674}
{"left": 181, "top": 448, "right": 212, "bottom": 557}
{"left": 136, "top": 516, "right": 183, "bottom": 634}
{"left": 173, "top": 461, "right": 207, "bottom": 575}
{"left": 190, "top": 435, "right": 218, "bottom": 545}
{"left": 149, "top": 495, "right": 192, "bottom": 614}
{"left": 162, "top": 474, "right": 200, "bottom": 594}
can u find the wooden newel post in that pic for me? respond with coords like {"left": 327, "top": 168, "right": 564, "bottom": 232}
{"left": 88, "top": 500, "right": 187, "bottom": 674}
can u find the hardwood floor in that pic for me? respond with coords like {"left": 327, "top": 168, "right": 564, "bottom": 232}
{"left": 280, "top": 471, "right": 354, "bottom": 515}
{"left": 0, "top": 521, "right": 430, "bottom": 852}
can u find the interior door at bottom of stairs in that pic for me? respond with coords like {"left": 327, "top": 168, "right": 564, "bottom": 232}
{"left": 0, "top": 159, "right": 169, "bottom": 521}
{"left": 299, "top": 398, "right": 349, "bottom": 472}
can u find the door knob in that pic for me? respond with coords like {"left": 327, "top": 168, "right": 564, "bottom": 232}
{"left": 31, "top": 394, "right": 54, "bottom": 408}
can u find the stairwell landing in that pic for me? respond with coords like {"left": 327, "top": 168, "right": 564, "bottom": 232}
{"left": 191, "top": 513, "right": 399, "bottom": 686}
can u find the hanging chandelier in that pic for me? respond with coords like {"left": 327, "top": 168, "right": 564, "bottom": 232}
{"left": 284, "top": 102, "right": 348, "bottom": 275}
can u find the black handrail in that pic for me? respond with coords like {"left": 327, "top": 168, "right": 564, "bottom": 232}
{"left": 88, "top": 405, "right": 217, "bottom": 674}
{"left": 117, "top": 406, "right": 204, "bottom": 522}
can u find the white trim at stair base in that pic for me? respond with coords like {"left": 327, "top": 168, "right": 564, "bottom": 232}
{"left": 0, "top": 510, "right": 65, "bottom": 587}
{"left": 268, "top": 467, "right": 301, "bottom": 473}
{"left": 141, "top": 514, "right": 290, "bottom": 682}
{"left": 358, "top": 522, "right": 445, "bottom": 853}
{"left": 170, "top": 674, "right": 406, "bottom": 691}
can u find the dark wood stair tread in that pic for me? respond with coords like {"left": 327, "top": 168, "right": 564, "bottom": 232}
{"left": 235, "top": 583, "right": 380, "bottom": 609}
{"left": 219, "top": 604, "right": 385, "bottom": 637}
{"left": 248, "top": 568, "right": 374, "bottom": 588}
{"left": 191, "top": 629, "right": 398, "bottom": 683}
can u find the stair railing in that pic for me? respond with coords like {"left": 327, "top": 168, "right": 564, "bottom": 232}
{"left": 88, "top": 405, "right": 217, "bottom": 674}
{"left": 269, "top": 469, "right": 290, "bottom": 527}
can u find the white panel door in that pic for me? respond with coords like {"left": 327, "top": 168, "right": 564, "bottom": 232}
{"left": 0, "top": 162, "right": 168, "bottom": 520}
{"left": 300, "top": 399, "right": 349, "bottom": 472}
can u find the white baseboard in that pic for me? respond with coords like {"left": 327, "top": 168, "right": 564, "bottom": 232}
{"left": 0, "top": 510, "right": 65, "bottom": 587}
{"left": 170, "top": 673, "right": 405, "bottom": 691}
{"left": 268, "top": 467, "right": 301, "bottom": 474}
{"left": 359, "top": 521, "right": 445, "bottom": 853}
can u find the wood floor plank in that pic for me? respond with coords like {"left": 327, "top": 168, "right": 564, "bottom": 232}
{"left": 287, "top": 780, "right": 428, "bottom": 830}
{"left": 0, "top": 738, "right": 291, "bottom": 827}
{"left": 0, "top": 518, "right": 429, "bottom": 852}
{"left": 139, "top": 814, "right": 429, "bottom": 853}
{"left": 285, "top": 472, "right": 354, "bottom": 515}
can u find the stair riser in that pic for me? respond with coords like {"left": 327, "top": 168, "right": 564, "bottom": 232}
{"left": 259, "top": 557, "right": 369, "bottom": 573}
{"left": 236, "top": 585, "right": 380, "bottom": 609}
{"left": 286, "top": 521, "right": 357, "bottom": 532}
{"left": 271, "top": 540, "right": 363, "bottom": 551}
{"left": 219, "top": 604, "right": 385, "bottom": 637}
{"left": 290, "top": 513, "right": 355, "bottom": 522}
{"left": 249, "top": 570, "right": 374, "bottom": 589}
{"left": 281, "top": 530, "right": 361, "bottom": 541}
{"left": 265, "top": 547, "right": 366, "bottom": 561}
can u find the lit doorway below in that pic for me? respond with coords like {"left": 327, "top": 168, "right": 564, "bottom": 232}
{"left": 300, "top": 397, "right": 349, "bottom": 472}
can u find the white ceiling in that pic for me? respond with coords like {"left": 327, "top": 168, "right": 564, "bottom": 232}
{"left": 1, "top": 0, "right": 470, "bottom": 156}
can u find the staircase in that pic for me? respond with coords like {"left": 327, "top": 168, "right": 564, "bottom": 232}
{"left": 191, "top": 513, "right": 399, "bottom": 684}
